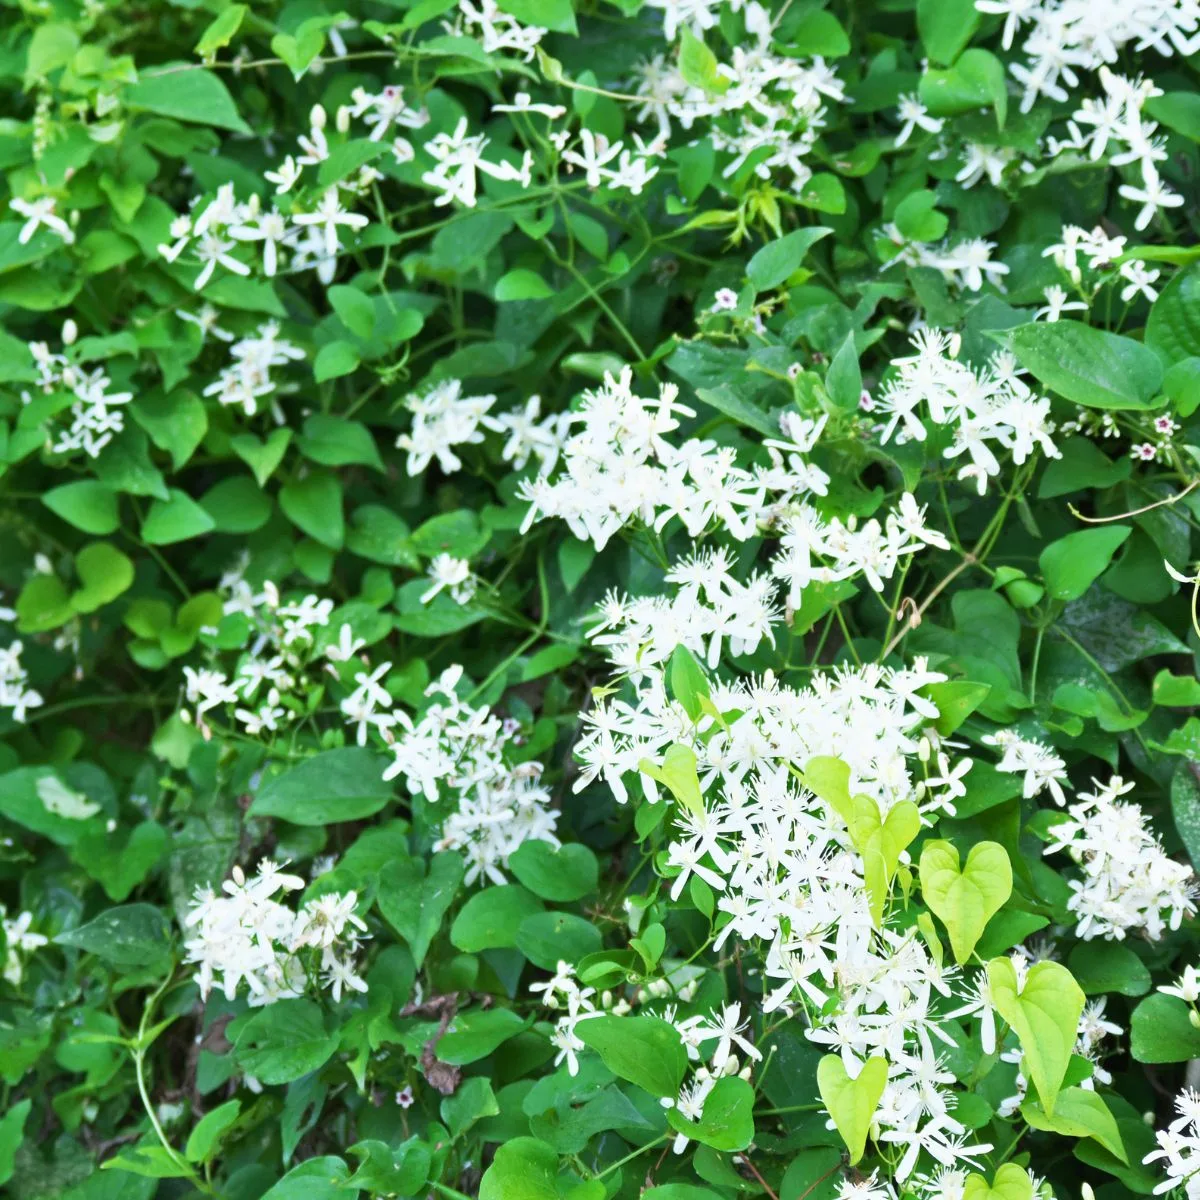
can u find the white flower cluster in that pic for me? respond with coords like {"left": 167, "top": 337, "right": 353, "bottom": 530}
{"left": 202, "top": 321, "right": 305, "bottom": 419}
{"left": 182, "top": 565, "right": 335, "bottom": 738}
{"left": 982, "top": 729, "right": 1070, "bottom": 804}
{"left": 1, "top": 905, "right": 47, "bottom": 986}
{"left": 1044, "top": 222, "right": 1162, "bottom": 306}
{"left": 455, "top": 0, "right": 546, "bottom": 60}
{"left": 982, "top": 0, "right": 1199, "bottom": 113}
{"left": 881, "top": 227, "right": 1011, "bottom": 295}
{"left": 382, "top": 666, "right": 560, "bottom": 885}
{"left": 1049, "top": 68, "right": 1184, "bottom": 230}
{"left": 577, "top": 617, "right": 996, "bottom": 1182}
{"left": 633, "top": 1, "right": 844, "bottom": 197}
{"left": 0, "top": 595, "right": 42, "bottom": 723}
{"left": 1044, "top": 775, "right": 1196, "bottom": 940}
{"left": 875, "top": 329, "right": 1060, "bottom": 495}
{"left": 157, "top": 85, "right": 418, "bottom": 288}
{"left": 518, "top": 368, "right": 835, "bottom": 550}
{"left": 23, "top": 319, "right": 132, "bottom": 459}
{"left": 184, "top": 859, "right": 367, "bottom": 1005}
{"left": 397, "top": 381, "right": 568, "bottom": 478}
{"left": 1145, "top": 1087, "right": 1200, "bottom": 1198}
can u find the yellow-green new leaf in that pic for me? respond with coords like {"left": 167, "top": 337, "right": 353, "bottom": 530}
{"left": 1021, "top": 1087, "right": 1127, "bottom": 1162}
{"left": 638, "top": 743, "right": 705, "bottom": 819}
{"left": 987, "top": 958, "right": 1084, "bottom": 1115}
{"left": 962, "top": 1164, "right": 1034, "bottom": 1200}
{"left": 816, "top": 1054, "right": 887, "bottom": 1164}
{"left": 919, "top": 840, "right": 1012, "bottom": 963}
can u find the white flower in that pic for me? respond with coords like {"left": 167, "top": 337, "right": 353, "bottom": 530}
{"left": 292, "top": 187, "right": 370, "bottom": 257}
{"left": 10, "top": 196, "right": 74, "bottom": 245}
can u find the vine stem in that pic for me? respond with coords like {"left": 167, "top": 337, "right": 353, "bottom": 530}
{"left": 879, "top": 554, "right": 976, "bottom": 660}
{"left": 130, "top": 974, "right": 216, "bottom": 1193}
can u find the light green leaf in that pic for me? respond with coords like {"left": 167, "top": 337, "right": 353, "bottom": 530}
{"left": 1021, "top": 1088, "right": 1127, "bottom": 1162}
{"left": 987, "top": 957, "right": 1084, "bottom": 1114}
{"left": 919, "top": 840, "right": 1012, "bottom": 963}
{"left": 816, "top": 1054, "right": 887, "bottom": 1165}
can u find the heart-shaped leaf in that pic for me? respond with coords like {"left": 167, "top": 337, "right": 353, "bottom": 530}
{"left": 920, "top": 840, "right": 1012, "bottom": 963}
{"left": 802, "top": 756, "right": 918, "bottom": 924}
{"left": 962, "top": 1164, "right": 1034, "bottom": 1200}
{"left": 816, "top": 1054, "right": 887, "bottom": 1164}
{"left": 987, "top": 957, "right": 1084, "bottom": 1115}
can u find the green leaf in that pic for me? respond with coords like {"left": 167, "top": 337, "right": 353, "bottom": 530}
{"left": 480, "top": 1137, "right": 559, "bottom": 1200}
{"left": 279, "top": 471, "right": 345, "bottom": 549}
{"left": 495, "top": 269, "right": 554, "bottom": 301}
{"left": 314, "top": 341, "right": 360, "bottom": 382}
{"left": 747, "top": 227, "right": 832, "bottom": 291}
{"left": 328, "top": 285, "right": 377, "bottom": 339}
{"left": 185, "top": 1099, "right": 241, "bottom": 1163}
{"left": 1154, "top": 670, "right": 1200, "bottom": 707}
{"left": 141, "top": 488, "right": 216, "bottom": 545}
{"left": 235, "top": 999, "right": 338, "bottom": 1085}
{"left": 200, "top": 476, "right": 272, "bottom": 534}
{"left": 195, "top": 5, "right": 248, "bottom": 57}
{"left": 450, "top": 884, "right": 544, "bottom": 951}
{"left": 893, "top": 189, "right": 949, "bottom": 243}
{"left": 1145, "top": 91, "right": 1200, "bottom": 141}
{"left": 232, "top": 428, "right": 291, "bottom": 486}
{"left": 1039, "top": 527, "right": 1131, "bottom": 601}
{"left": 437, "top": 1007, "right": 526, "bottom": 1064}
{"left": 668, "top": 644, "right": 710, "bottom": 721}
{"left": 125, "top": 67, "right": 251, "bottom": 134}
{"left": 962, "top": 1165, "right": 1034, "bottom": 1200}
{"left": 816, "top": 1054, "right": 887, "bottom": 1165}
{"left": 71, "top": 543, "right": 135, "bottom": 613}
{"left": 802, "top": 757, "right": 918, "bottom": 925}
{"left": 577, "top": 1015, "right": 688, "bottom": 1098}
{"left": 1067, "top": 941, "right": 1151, "bottom": 997}
{"left": 259, "top": 1158, "right": 353, "bottom": 1200}
{"left": 496, "top": 0, "right": 577, "bottom": 33}
{"left": 918, "top": 0, "right": 981, "bottom": 64}
{"left": 1021, "top": 1088, "right": 1127, "bottom": 1162}
{"left": 43, "top": 481, "right": 120, "bottom": 534}
{"left": 509, "top": 841, "right": 599, "bottom": 901}
{"left": 919, "top": 840, "right": 1012, "bottom": 964}
{"left": 679, "top": 27, "right": 729, "bottom": 96}
{"left": 249, "top": 747, "right": 392, "bottom": 825}
{"left": 377, "top": 852, "right": 464, "bottom": 966}
{"left": 788, "top": 9, "right": 849, "bottom": 56}
{"left": 0, "top": 1098, "right": 31, "bottom": 1187}
{"left": 516, "top": 911, "right": 603, "bottom": 969}
{"left": 55, "top": 904, "right": 172, "bottom": 970}
{"left": 919, "top": 49, "right": 1007, "bottom": 126}
{"left": 1130, "top": 993, "right": 1200, "bottom": 1063}
{"left": 411, "top": 509, "right": 489, "bottom": 559}
{"left": 825, "top": 332, "right": 862, "bottom": 410}
{"left": 1009, "top": 321, "right": 1163, "bottom": 410}
{"left": 986, "top": 957, "right": 1084, "bottom": 1114}
{"left": 1148, "top": 263, "right": 1200, "bottom": 365}
{"left": 666, "top": 1076, "right": 755, "bottom": 1151}
{"left": 15, "top": 574, "right": 73, "bottom": 633}
{"left": 639, "top": 743, "right": 705, "bottom": 820}
{"left": 298, "top": 414, "right": 384, "bottom": 471}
